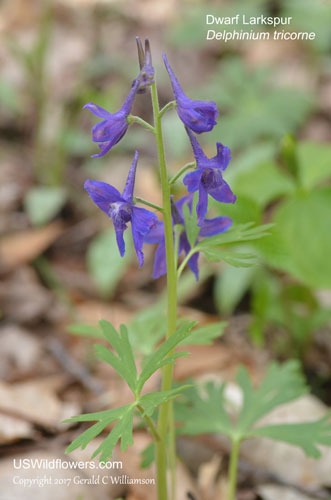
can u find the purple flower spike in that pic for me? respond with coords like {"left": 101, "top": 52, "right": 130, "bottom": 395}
{"left": 145, "top": 195, "right": 232, "bottom": 280}
{"left": 163, "top": 54, "right": 218, "bottom": 134}
{"left": 84, "top": 151, "right": 157, "bottom": 266}
{"left": 136, "top": 37, "right": 155, "bottom": 93}
{"left": 183, "top": 127, "right": 236, "bottom": 225}
{"left": 84, "top": 79, "right": 139, "bottom": 158}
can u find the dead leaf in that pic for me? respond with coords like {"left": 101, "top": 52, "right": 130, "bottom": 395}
{"left": 0, "top": 449, "right": 114, "bottom": 500}
{"left": 0, "top": 267, "right": 55, "bottom": 323}
{"left": 74, "top": 300, "right": 134, "bottom": 329}
{"left": 0, "top": 222, "right": 63, "bottom": 273}
{"left": 0, "top": 324, "right": 42, "bottom": 376}
{"left": 0, "top": 413, "right": 34, "bottom": 444}
{"left": 258, "top": 484, "right": 317, "bottom": 500}
{"left": 0, "top": 376, "right": 78, "bottom": 429}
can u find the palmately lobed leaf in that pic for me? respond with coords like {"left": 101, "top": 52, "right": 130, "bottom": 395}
{"left": 249, "top": 413, "right": 331, "bottom": 458}
{"left": 137, "top": 321, "right": 195, "bottom": 393}
{"left": 64, "top": 404, "right": 133, "bottom": 457}
{"left": 236, "top": 360, "right": 308, "bottom": 432}
{"left": 176, "top": 382, "right": 233, "bottom": 437}
{"left": 197, "top": 222, "right": 273, "bottom": 249}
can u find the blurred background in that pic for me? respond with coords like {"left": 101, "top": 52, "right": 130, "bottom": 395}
{"left": 0, "top": 0, "right": 331, "bottom": 498}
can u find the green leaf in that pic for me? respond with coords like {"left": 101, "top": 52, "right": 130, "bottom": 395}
{"left": 176, "top": 382, "right": 233, "bottom": 437}
{"left": 137, "top": 321, "right": 195, "bottom": 393}
{"left": 67, "top": 323, "right": 104, "bottom": 339}
{"left": 297, "top": 142, "right": 331, "bottom": 190}
{"left": 91, "top": 407, "right": 134, "bottom": 460}
{"left": 249, "top": 414, "right": 331, "bottom": 458}
{"left": 179, "top": 321, "right": 226, "bottom": 345}
{"left": 215, "top": 265, "right": 256, "bottom": 316}
{"left": 64, "top": 404, "right": 133, "bottom": 459}
{"left": 24, "top": 186, "right": 67, "bottom": 226}
{"left": 197, "top": 222, "right": 273, "bottom": 249}
{"left": 281, "top": 0, "right": 331, "bottom": 53}
{"left": 232, "top": 162, "right": 295, "bottom": 208}
{"left": 128, "top": 307, "right": 166, "bottom": 356}
{"left": 182, "top": 193, "right": 200, "bottom": 248}
{"left": 140, "top": 442, "right": 155, "bottom": 468}
{"left": 140, "top": 386, "right": 190, "bottom": 417}
{"left": 204, "top": 58, "right": 313, "bottom": 150}
{"left": 178, "top": 363, "right": 331, "bottom": 460}
{"left": 0, "top": 79, "right": 22, "bottom": 113}
{"left": 202, "top": 248, "right": 257, "bottom": 267}
{"left": 212, "top": 195, "right": 262, "bottom": 225}
{"left": 236, "top": 361, "right": 308, "bottom": 433}
{"left": 272, "top": 188, "right": 331, "bottom": 288}
{"left": 87, "top": 229, "right": 133, "bottom": 299}
{"left": 96, "top": 321, "right": 137, "bottom": 393}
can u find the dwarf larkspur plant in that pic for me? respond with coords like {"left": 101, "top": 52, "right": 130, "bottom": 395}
{"left": 65, "top": 39, "right": 331, "bottom": 500}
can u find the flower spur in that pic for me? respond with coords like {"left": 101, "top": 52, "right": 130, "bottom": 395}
{"left": 163, "top": 54, "right": 218, "bottom": 134}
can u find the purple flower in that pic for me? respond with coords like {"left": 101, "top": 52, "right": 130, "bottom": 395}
{"left": 163, "top": 54, "right": 218, "bottom": 134}
{"left": 145, "top": 196, "right": 232, "bottom": 280}
{"left": 84, "top": 151, "right": 157, "bottom": 266}
{"left": 136, "top": 37, "right": 155, "bottom": 93}
{"left": 183, "top": 127, "right": 236, "bottom": 225}
{"left": 84, "top": 79, "right": 139, "bottom": 158}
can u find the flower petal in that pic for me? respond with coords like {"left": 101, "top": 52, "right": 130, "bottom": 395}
{"left": 179, "top": 101, "right": 218, "bottom": 134}
{"left": 188, "top": 251, "right": 199, "bottom": 280}
{"left": 122, "top": 150, "right": 139, "bottom": 201}
{"left": 213, "top": 142, "right": 231, "bottom": 171}
{"left": 199, "top": 216, "right": 232, "bottom": 237}
{"left": 179, "top": 233, "right": 199, "bottom": 280}
{"left": 115, "top": 228, "right": 126, "bottom": 257}
{"left": 183, "top": 169, "right": 203, "bottom": 193}
{"left": 144, "top": 221, "right": 165, "bottom": 244}
{"left": 92, "top": 117, "right": 127, "bottom": 143}
{"left": 91, "top": 141, "right": 114, "bottom": 158}
{"left": 197, "top": 183, "right": 208, "bottom": 225}
{"left": 83, "top": 103, "right": 111, "bottom": 119}
{"left": 132, "top": 206, "right": 158, "bottom": 236}
{"left": 131, "top": 225, "right": 144, "bottom": 267}
{"left": 84, "top": 180, "right": 122, "bottom": 214}
{"left": 153, "top": 241, "right": 167, "bottom": 279}
{"left": 209, "top": 180, "right": 236, "bottom": 204}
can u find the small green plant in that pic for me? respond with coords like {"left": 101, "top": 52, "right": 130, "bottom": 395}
{"left": 176, "top": 361, "right": 331, "bottom": 500}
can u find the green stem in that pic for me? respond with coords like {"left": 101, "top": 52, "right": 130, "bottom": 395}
{"left": 177, "top": 247, "right": 199, "bottom": 280}
{"left": 127, "top": 114, "right": 155, "bottom": 133}
{"left": 169, "top": 162, "right": 196, "bottom": 185}
{"left": 137, "top": 405, "right": 161, "bottom": 442}
{"left": 159, "top": 100, "right": 176, "bottom": 118}
{"left": 173, "top": 225, "right": 183, "bottom": 271}
{"left": 151, "top": 82, "right": 178, "bottom": 500}
{"left": 134, "top": 197, "right": 164, "bottom": 212}
{"left": 228, "top": 439, "right": 241, "bottom": 500}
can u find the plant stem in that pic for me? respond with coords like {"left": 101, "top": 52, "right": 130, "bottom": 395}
{"left": 169, "top": 162, "right": 196, "bottom": 185}
{"left": 177, "top": 247, "right": 199, "bottom": 280}
{"left": 134, "top": 196, "right": 164, "bottom": 212}
{"left": 137, "top": 405, "right": 161, "bottom": 442}
{"left": 159, "top": 100, "right": 176, "bottom": 117}
{"left": 151, "top": 82, "right": 178, "bottom": 500}
{"left": 127, "top": 114, "right": 155, "bottom": 133}
{"left": 228, "top": 439, "right": 241, "bottom": 500}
